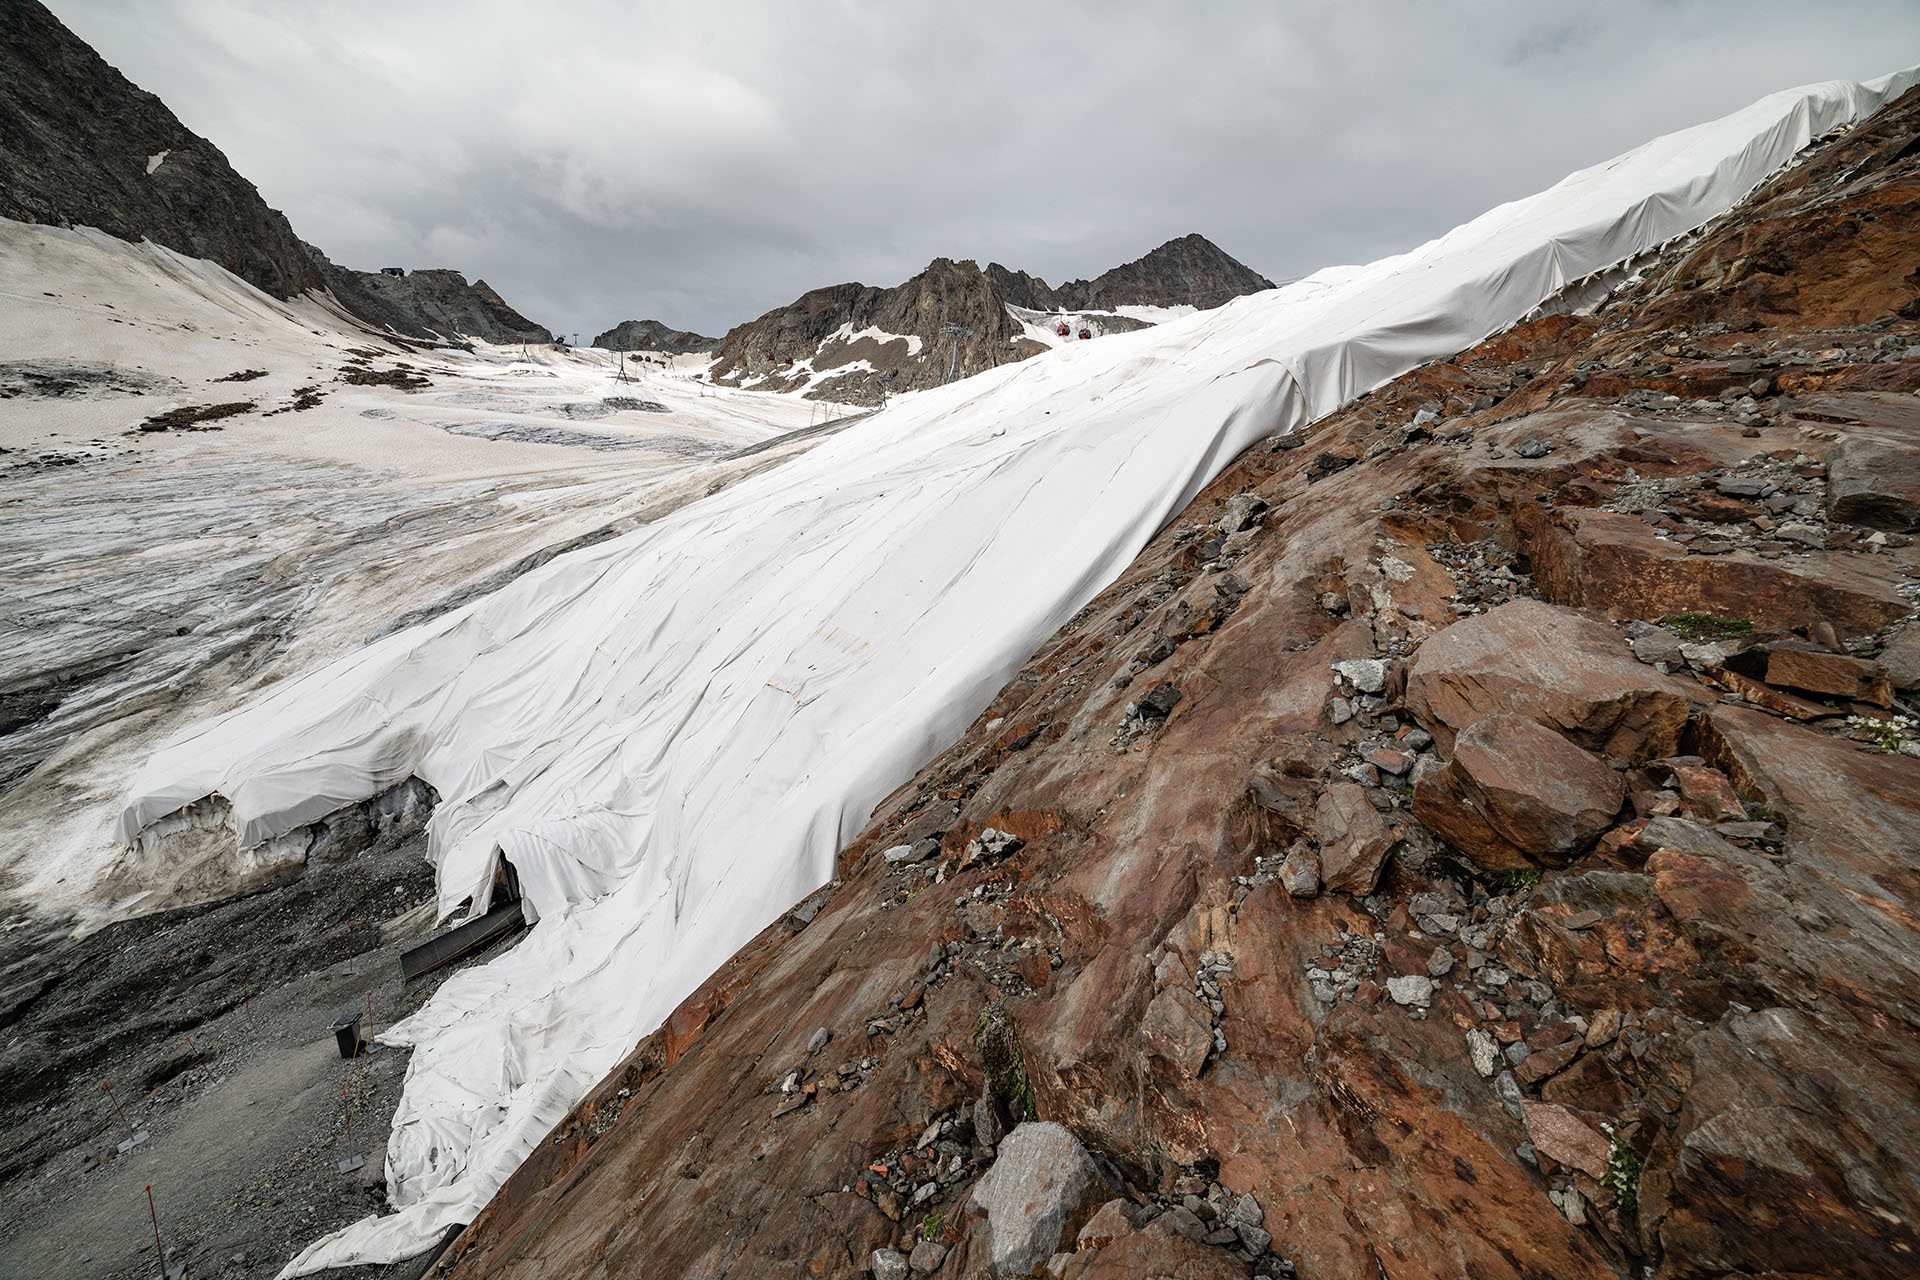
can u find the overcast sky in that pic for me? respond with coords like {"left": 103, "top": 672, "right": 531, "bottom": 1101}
{"left": 49, "top": 1, "right": 1920, "bottom": 341}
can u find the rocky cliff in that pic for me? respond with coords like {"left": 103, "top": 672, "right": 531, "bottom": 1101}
{"left": 303, "top": 250, "right": 554, "bottom": 346}
{"left": 706, "top": 236, "right": 1270, "bottom": 404}
{"left": 0, "top": 0, "right": 324, "bottom": 300}
{"left": 593, "top": 318, "right": 720, "bottom": 354}
{"left": 436, "top": 89, "right": 1920, "bottom": 1280}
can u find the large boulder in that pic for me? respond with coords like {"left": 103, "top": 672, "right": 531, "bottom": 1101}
{"left": 1406, "top": 599, "right": 1696, "bottom": 762}
{"left": 1412, "top": 714, "right": 1625, "bottom": 870}
{"left": 1313, "top": 783, "right": 1397, "bottom": 894}
{"left": 1140, "top": 987, "right": 1213, "bottom": 1079}
{"left": 969, "top": 1123, "right": 1108, "bottom": 1277}
{"left": 1764, "top": 647, "right": 1893, "bottom": 707}
{"left": 1881, "top": 625, "right": 1920, "bottom": 693}
{"left": 1828, "top": 437, "right": 1920, "bottom": 530}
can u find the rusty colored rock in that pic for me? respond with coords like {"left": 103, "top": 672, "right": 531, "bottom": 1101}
{"left": 1074, "top": 1199, "right": 1134, "bottom": 1250}
{"left": 1140, "top": 986, "right": 1213, "bottom": 1079}
{"left": 1699, "top": 666, "right": 1833, "bottom": 720}
{"left": 1515, "top": 1038, "right": 1581, "bottom": 1085}
{"left": 1056, "top": 1212, "right": 1247, "bottom": 1280}
{"left": 1664, "top": 763, "right": 1748, "bottom": 823}
{"left": 1516, "top": 503, "right": 1911, "bottom": 638}
{"left": 1314, "top": 783, "right": 1397, "bottom": 894}
{"left": 1764, "top": 647, "right": 1893, "bottom": 707}
{"left": 1406, "top": 598, "right": 1696, "bottom": 761}
{"left": 1412, "top": 714, "right": 1624, "bottom": 870}
{"left": 1522, "top": 1101, "right": 1613, "bottom": 1180}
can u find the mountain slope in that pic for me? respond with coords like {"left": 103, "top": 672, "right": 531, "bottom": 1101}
{"left": 0, "top": 0, "right": 323, "bottom": 301}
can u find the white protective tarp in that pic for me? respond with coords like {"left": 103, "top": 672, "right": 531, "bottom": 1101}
{"left": 110, "top": 69, "right": 1914, "bottom": 1274}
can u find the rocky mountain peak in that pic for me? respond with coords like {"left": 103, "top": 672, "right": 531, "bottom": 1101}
{"left": 1053, "top": 232, "right": 1277, "bottom": 312}
{"left": 0, "top": 0, "right": 324, "bottom": 300}
{"left": 593, "top": 319, "right": 720, "bottom": 354}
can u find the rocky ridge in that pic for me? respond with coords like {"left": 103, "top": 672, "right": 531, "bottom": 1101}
{"left": 705, "top": 236, "right": 1271, "bottom": 404}
{"left": 303, "top": 248, "right": 554, "bottom": 347}
{"left": 592, "top": 319, "right": 720, "bottom": 354}
{"left": 0, "top": 0, "right": 324, "bottom": 301}
{"left": 430, "top": 87, "right": 1920, "bottom": 1280}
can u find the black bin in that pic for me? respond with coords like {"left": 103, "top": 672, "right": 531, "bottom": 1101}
{"left": 331, "top": 1016, "right": 365, "bottom": 1059}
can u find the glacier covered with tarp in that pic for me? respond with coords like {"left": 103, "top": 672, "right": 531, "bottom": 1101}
{"left": 110, "top": 67, "right": 1918, "bottom": 1273}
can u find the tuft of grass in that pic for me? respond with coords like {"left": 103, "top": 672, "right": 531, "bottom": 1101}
{"left": 1660, "top": 612, "right": 1753, "bottom": 643}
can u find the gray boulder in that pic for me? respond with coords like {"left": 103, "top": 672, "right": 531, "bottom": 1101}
{"left": 968, "top": 1122, "right": 1107, "bottom": 1277}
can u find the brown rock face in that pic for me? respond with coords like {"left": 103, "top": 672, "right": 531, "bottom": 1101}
{"left": 1412, "top": 714, "right": 1624, "bottom": 870}
{"left": 1517, "top": 504, "right": 1911, "bottom": 637}
{"left": 437, "top": 86, "right": 1920, "bottom": 1280}
{"left": 1763, "top": 647, "right": 1893, "bottom": 707}
{"left": 1405, "top": 599, "right": 1696, "bottom": 761}
{"left": 1523, "top": 1101, "right": 1613, "bottom": 1180}
{"left": 1313, "top": 783, "right": 1397, "bottom": 893}
{"left": 1140, "top": 986, "right": 1213, "bottom": 1079}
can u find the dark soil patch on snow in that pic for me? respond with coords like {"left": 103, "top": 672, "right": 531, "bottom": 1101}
{"left": 137, "top": 402, "right": 255, "bottom": 432}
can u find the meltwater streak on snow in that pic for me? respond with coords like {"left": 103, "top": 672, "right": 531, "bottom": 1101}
{"left": 107, "top": 70, "right": 1914, "bottom": 1273}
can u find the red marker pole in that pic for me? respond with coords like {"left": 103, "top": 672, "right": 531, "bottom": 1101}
{"left": 102, "top": 1081, "right": 131, "bottom": 1136}
{"left": 343, "top": 1089, "right": 351, "bottom": 1142}
{"left": 146, "top": 1184, "right": 164, "bottom": 1276}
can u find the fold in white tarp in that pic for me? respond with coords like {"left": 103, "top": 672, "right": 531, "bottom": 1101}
{"left": 111, "top": 69, "right": 1916, "bottom": 1274}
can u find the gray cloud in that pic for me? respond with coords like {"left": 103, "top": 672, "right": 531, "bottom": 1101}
{"left": 48, "top": 0, "right": 1920, "bottom": 339}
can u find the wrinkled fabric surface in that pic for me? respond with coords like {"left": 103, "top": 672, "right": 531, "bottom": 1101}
{"left": 107, "top": 68, "right": 1916, "bottom": 1275}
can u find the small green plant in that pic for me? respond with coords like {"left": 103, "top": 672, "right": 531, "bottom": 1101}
{"left": 976, "top": 1005, "right": 1037, "bottom": 1117}
{"left": 920, "top": 1212, "right": 945, "bottom": 1242}
{"left": 1601, "top": 1126, "right": 1643, "bottom": 1218}
{"left": 1484, "top": 866, "right": 1544, "bottom": 896}
{"left": 1847, "top": 713, "right": 1918, "bottom": 754}
{"left": 1660, "top": 612, "right": 1753, "bottom": 643}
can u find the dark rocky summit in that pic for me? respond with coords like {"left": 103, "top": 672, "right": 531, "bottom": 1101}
{"left": 304, "top": 248, "right": 553, "bottom": 346}
{"left": 593, "top": 318, "right": 720, "bottom": 354}
{"left": 0, "top": 0, "right": 323, "bottom": 299}
{"left": 1051, "top": 232, "right": 1278, "bottom": 312}
{"left": 707, "top": 236, "right": 1272, "bottom": 404}
{"left": 437, "top": 89, "right": 1920, "bottom": 1280}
